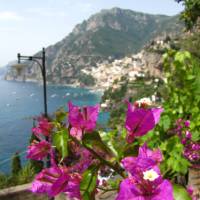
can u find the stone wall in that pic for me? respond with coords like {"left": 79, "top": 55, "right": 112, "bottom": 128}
{"left": 0, "top": 183, "right": 116, "bottom": 200}
{"left": 188, "top": 168, "right": 200, "bottom": 199}
{"left": 0, "top": 184, "right": 48, "bottom": 200}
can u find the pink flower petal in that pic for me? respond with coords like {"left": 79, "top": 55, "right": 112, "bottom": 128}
{"left": 125, "top": 102, "right": 163, "bottom": 142}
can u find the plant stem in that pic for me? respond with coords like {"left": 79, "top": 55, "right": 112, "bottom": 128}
{"left": 82, "top": 143, "right": 125, "bottom": 178}
{"left": 68, "top": 134, "right": 125, "bottom": 178}
{"left": 97, "top": 186, "right": 118, "bottom": 192}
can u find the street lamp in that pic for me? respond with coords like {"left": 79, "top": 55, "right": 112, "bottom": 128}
{"left": 15, "top": 48, "right": 54, "bottom": 200}
{"left": 16, "top": 48, "right": 48, "bottom": 117}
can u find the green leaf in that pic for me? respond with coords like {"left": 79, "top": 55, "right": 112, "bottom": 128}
{"left": 192, "top": 130, "right": 200, "bottom": 141}
{"left": 83, "top": 131, "right": 112, "bottom": 156}
{"left": 160, "top": 115, "right": 171, "bottom": 131}
{"left": 162, "top": 52, "right": 168, "bottom": 61}
{"left": 80, "top": 166, "right": 98, "bottom": 200}
{"left": 53, "top": 129, "right": 68, "bottom": 159}
{"left": 82, "top": 192, "right": 90, "bottom": 200}
{"left": 83, "top": 131, "right": 101, "bottom": 143}
{"left": 174, "top": 51, "right": 191, "bottom": 63}
{"left": 54, "top": 108, "right": 66, "bottom": 123}
{"left": 173, "top": 184, "right": 191, "bottom": 200}
{"left": 99, "top": 130, "right": 124, "bottom": 160}
{"left": 186, "top": 75, "right": 195, "bottom": 80}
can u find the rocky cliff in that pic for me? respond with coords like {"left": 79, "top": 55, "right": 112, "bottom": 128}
{"left": 5, "top": 7, "right": 183, "bottom": 86}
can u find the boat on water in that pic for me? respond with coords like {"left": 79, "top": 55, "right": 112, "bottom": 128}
{"left": 30, "top": 93, "right": 35, "bottom": 97}
{"left": 51, "top": 94, "right": 58, "bottom": 98}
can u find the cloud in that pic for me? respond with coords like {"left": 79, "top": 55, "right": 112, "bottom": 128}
{"left": 78, "top": 3, "right": 93, "bottom": 13}
{"left": 0, "top": 27, "right": 17, "bottom": 31}
{"left": 0, "top": 11, "right": 24, "bottom": 21}
{"left": 27, "top": 8, "right": 68, "bottom": 17}
{"left": 27, "top": 1, "right": 94, "bottom": 17}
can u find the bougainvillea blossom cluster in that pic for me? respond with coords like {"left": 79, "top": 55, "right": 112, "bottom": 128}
{"left": 68, "top": 101, "right": 100, "bottom": 140}
{"left": 116, "top": 144, "right": 173, "bottom": 200}
{"left": 26, "top": 100, "right": 196, "bottom": 199}
{"left": 125, "top": 101, "right": 163, "bottom": 143}
{"left": 187, "top": 186, "right": 198, "bottom": 200}
{"left": 175, "top": 118, "right": 200, "bottom": 166}
{"left": 27, "top": 140, "right": 51, "bottom": 161}
{"left": 31, "top": 165, "right": 81, "bottom": 199}
{"left": 32, "top": 117, "right": 54, "bottom": 137}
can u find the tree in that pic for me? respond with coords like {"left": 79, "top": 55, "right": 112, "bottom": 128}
{"left": 79, "top": 73, "right": 96, "bottom": 86}
{"left": 181, "top": 32, "right": 200, "bottom": 58}
{"left": 11, "top": 152, "right": 22, "bottom": 175}
{"left": 176, "top": 0, "right": 200, "bottom": 29}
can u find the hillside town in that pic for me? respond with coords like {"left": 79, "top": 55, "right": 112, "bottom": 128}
{"left": 81, "top": 38, "right": 168, "bottom": 90}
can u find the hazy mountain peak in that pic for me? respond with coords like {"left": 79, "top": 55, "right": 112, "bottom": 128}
{"left": 6, "top": 7, "right": 183, "bottom": 85}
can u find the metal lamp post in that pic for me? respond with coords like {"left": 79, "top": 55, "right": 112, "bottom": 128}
{"left": 16, "top": 48, "right": 54, "bottom": 200}
{"left": 17, "top": 48, "right": 48, "bottom": 117}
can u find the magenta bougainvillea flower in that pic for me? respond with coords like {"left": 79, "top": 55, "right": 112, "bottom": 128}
{"left": 138, "top": 143, "right": 163, "bottom": 164}
{"left": 116, "top": 177, "right": 173, "bottom": 200}
{"left": 121, "top": 144, "right": 162, "bottom": 177}
{"left": 175, "top": 118, "right": 200, "bottom": 166}
{"left": 70, "top": 148, "right": 93, "bottom": 173}
{"left": 187, "top": 186, "right": 198, "bottom": 200}
{"left": 125, "top": 102, "right": 163, "bottom": 143}
{"left": 69, "top": 127, "right": 83, "bottom": 141}
{"left": 183, "top": 142, "right": 200, "bottom": 164}
{"left": 27, "top": 140, "right": 51, "bottom": 161}
{"left": 68, "top": 101, "right": 100, "bottom": 140}
{"left": 31, "top": 165, "right": 81, "bottom": 199}
{"left": 184, "top": 120, "right": 190, "bottom": 128}
{"left": 116, "top": 145, "right": 173, "bottom": 200}
{"left": 32, "top": 117, "right": 53, "bottom": 137}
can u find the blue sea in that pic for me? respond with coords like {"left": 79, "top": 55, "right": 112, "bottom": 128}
{"left": 0, "top": 80, "right": 107, "bottom": 174}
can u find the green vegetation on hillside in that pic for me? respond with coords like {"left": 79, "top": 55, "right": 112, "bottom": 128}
{"left": 0, "top": 155, "right": 35, "bottom": 189}
{"left": 6, "top": 8, "right": 184, "bottom": 85}
{"left": 176, "top": 0, "right": 200, "bottom": 29}
{"left": 79, "top": 73, "right": 96, "bottom": 86}
{"left": 101, "top": 75, "right": 163, "bottom": 128}
{"left": 11, "top": 153, "right": 22, "bottom": 176}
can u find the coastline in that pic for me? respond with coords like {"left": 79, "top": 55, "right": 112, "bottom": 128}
{"left": 3, "top": 78, "right": 105, "bottom": 94}
{"left": 0, "top": 79, "right": 104, "bottom": 174}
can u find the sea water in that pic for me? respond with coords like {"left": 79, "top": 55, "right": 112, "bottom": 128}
{"left": 0, "top": 80, "right": 108, "bottom": 174}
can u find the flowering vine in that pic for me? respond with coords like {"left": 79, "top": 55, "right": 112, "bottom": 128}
{"left": 175, "top": 118, "right": 200, "bottom": 168}
{"left": 26, "top": 100, "right": 194, "bottom": 200}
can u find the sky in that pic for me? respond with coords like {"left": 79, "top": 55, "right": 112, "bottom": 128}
{"left": 0, "top": 0, "right": 184, "bottom": 67}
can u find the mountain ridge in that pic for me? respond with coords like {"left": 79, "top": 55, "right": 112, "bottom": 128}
{"left": 5, "top": 7, "right": 184, "bottom": 85}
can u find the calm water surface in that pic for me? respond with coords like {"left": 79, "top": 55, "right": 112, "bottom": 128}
{"left": 0, "top": 80, "right": 107, "bottom": 174}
